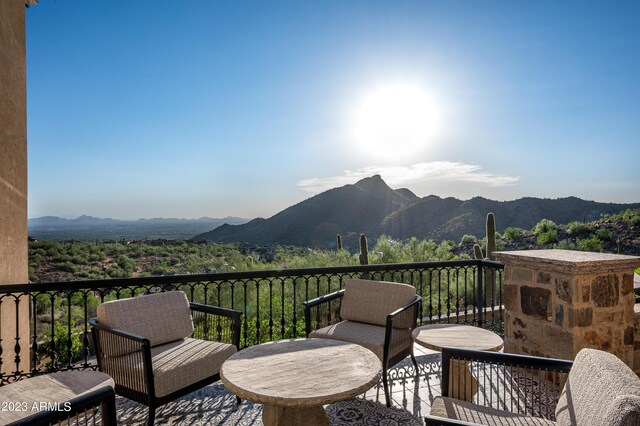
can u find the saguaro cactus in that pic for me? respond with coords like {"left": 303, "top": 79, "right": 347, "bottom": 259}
{"left": 473, "top": 244, "right": 484, "bottom": 260}
{"left": 473, "top": 212, "right": 498, "bottom": 318}
{"left": 359, "top": 233, "right": 370, "bottom": 279}
{"left": 336, "top": 234, "right": 343, "bottom": 251}
{"left": 486, "top": 212, "right": 497, "bottom": 261}
{"left": 359, "top": 233, "right": 369, "bottom": 265}
{"left": 473, "top": 212, "right": 497, "bottom": 261}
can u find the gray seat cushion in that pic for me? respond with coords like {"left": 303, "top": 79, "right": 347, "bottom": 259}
{"left": 97, "top": 291, "right": 194, "bottom": 355}
{"left": 309, "top": 320, "right": 410, "bottom": 361}
{"left": 429, "top": 396, "right": 557, "bottom": 426}
{"left": 112, "top": 337, "right": 237, "bottom": 398}
{"left": 555, "top": 348, "right": 640, "bottom": 426}
{"left": 340, "top": 279, "right": 416, "bottom": 327}
{"left": 0, "top": 371, "right": 114, "bottom": 424}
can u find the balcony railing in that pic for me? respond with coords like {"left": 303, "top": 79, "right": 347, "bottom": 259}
{"left": 0, "top": 259, "right": 504, "bottom": 385}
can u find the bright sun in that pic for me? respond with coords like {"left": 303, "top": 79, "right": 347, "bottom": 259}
{"left": 351, "top": 84, "right": 439, "bottom": 160}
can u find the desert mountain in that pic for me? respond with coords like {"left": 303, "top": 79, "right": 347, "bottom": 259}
{"left": 193, "top": 175, "right": 416, "bottom": 247}
{"left": 193, "top": 176, "right": 640, "bottom": 248}
{"left": 382, "top": 196, "right": 640, "bottom": 242}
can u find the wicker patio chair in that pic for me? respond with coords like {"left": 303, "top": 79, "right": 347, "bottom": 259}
{"left": 425, "top": 347, "right": 640, "bottom": 425}
{"left": 303, "top": 278, "right": 421, "bottom": 407}
{"left": 89, "top": 291, "right": 241, "bottom": 426}
{"left": 0, "top": 371, "right": 116, "bottom": 426}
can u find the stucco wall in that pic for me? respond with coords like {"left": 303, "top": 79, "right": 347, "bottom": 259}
{"left": 0, "top": 0, "right": 29, "bottom": 374}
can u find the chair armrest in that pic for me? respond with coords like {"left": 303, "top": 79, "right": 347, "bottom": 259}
{"left": 16, "top": 386, "right": 117, "bottom": 426}
{"left": 386, "top": 295, "right": 422, "bottom": 326}
{"left": 424, "top": 414, "right": 484, "bottom": 426}
{"left": 189, "top": 303, "right": 242, "bottom": 349}
{"left": 303, "top": 289, "right": 345, "bottom": 336}
{"left": 88, "top": 317, "right": 150, "bottom": 344}
{"left": 88, "top": 317, "right": 154, "bottom": 402}
{"left": 303, "top": 288, "right": 345, "bottom": 309}
{"left": 441, "top": 347, "right": 573, "bottom": 420}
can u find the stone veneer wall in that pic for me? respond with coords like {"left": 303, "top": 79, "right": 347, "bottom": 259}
{"left": 494, "top": 250, "right": 640, "bottom": 370}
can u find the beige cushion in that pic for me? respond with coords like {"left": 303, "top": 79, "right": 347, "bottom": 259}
{"left": 555, "top": 348, "right": 640, "bottom": 426}
{"left": 111, "top": 337, "right": 237, "bottom": 398}
{"left": 429, "top": 396, "right": 557, "bottom": 426}
{"left": 97, "top": 291, "right": 194, "bottom": 355}
{"left": 309, "top": 320, "right": 411, "bottom": 361}
{"left": 0, "top": 371, "right": 114, "bottom": 424}
{"left": 340, "top": 279, "right": 416, "bottom": 327}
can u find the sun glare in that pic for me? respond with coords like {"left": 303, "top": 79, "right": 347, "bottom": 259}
{"left": 351, "top": 84, "right": 439, "bottom": 161}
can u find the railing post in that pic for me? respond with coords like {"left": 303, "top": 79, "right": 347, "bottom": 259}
{"left": 476, "top": 262, "right": 484, "bottom": 328}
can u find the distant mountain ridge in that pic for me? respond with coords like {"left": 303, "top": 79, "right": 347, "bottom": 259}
{"left": 193, "top": 175, "right": 640, "bottom": 247}
{"left": 29, "top": 215, "right": 246, "bottom": 226}
{"left": 29, "top": 215, "right": 248, "bottom": 241}
{"left": 194, "top": 175, "right": 417, "bottom": 247}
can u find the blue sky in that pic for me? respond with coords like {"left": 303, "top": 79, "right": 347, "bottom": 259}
{"left": 26, "top": 1, "right": 640, "bottom": 219}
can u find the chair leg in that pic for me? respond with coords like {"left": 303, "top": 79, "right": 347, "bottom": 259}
{"left": 236, "top": 396, "right": 242, "bottom": 406}
{"left": 382, "top": 367, "right": 391, "bottom": 408}
{"left": 147, "top": 405, "right": 156, "bottom": 426}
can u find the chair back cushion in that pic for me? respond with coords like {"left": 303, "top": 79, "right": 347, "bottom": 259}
{"left": 97, "top": 291, "right": 194, "bottom": 350}
{"left": 555, "top": 348, "right": 640, "bottom": 426}
{"left": 340, "top": 279, "right": 416, "bottom": 327}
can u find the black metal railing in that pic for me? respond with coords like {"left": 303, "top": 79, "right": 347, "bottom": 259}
{"left": 0, "top": 259, "right": 503, "bottom": 385}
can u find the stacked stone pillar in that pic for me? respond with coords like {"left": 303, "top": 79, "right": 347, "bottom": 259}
{"left": 494, "top": 249, "right": 640, "bottom": 369}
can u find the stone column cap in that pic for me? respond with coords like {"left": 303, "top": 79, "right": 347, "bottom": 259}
{"left": 494, "top": 249, "right": 640, "bottom": 274}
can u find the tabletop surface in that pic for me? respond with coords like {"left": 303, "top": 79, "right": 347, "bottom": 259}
{"left": 220, "top": 338, "right": 382, "bottom": 407}
{"left": 412, "top": 324, "right": 504, "bottom": 352}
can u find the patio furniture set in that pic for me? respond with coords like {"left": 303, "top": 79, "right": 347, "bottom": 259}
{"left": 3, "top": 279, "right": 640, "bottom": 426}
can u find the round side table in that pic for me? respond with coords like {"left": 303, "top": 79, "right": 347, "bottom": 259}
{"left": 412, "top": 324, "right": 504, "bottom": 401}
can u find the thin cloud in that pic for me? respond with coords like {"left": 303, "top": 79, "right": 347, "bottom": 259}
{"left": 297, "top": 161, "right": 519, "bottom": 193}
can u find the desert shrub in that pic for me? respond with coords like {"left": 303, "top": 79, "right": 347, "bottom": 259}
{"left": 150, "top": 264, "right": 169, "bottom": 276}
{"left": 567, "top": 221, "right": 591, "bottom": 237}
{"left": 29, "top": 266, "right": 39, "bottom": 282}
{"left": 460, "top": 234, "right": 477, "bottom": 245}
{"left": 53, "top": 254, "right": 72, "bottom": 263}
{"left": 532, "top": 219, "right": 558, "bottom": 235}
{"left": 555, "top": 239, "right": 576, "bottom": 250}
{"left": 58, "top": 261, "right": 76, "bottom": 273}
{"left": 594, "top": 228, "right": 612, "bottom": 241}
{"left": 537, "top": 229, "right": 558, "bottom": 245}
{"left": 116, "top": 255, "right": 136, "bottom": 274}
{"left": 577, "top": 235, "right": 603, "bottom": 252}
{"left": 502, "top": 227, "right": 523, "bottom": 240}
{"left": 106, "top": 265, "right": 127, "bottom": 278}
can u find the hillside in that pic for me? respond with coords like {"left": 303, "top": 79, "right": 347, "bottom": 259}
{"left": 382, "top": 196, "right": 640, "bottom": 242}
{"left": 454, "top": 210, "right": 640, "bottom": 257}
{"left": 194, "top": 175, "right": 417, "bottom": 248}
{"left": 193, "top": 175, "right": 640, "bottom": 247}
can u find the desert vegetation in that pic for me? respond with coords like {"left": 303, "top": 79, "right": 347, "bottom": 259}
{"left": 26, "top": 209, "right": 640, "bottom": 368}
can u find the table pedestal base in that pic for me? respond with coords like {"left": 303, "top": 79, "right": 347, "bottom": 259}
{"left": 449, "top": 359, "right": 478, "bottom": 402}
{"left": 262, "top": 405, "right": 329, "bottom": 426}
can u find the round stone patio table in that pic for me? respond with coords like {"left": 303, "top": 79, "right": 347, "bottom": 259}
{"left": 412, "top": 324, "right": 504, "bottom": 402}
{"left": 220, "top": 338, "right": 382, "bottom": 426}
